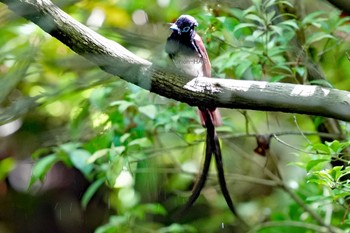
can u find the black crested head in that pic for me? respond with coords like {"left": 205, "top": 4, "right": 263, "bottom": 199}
{"left": 169, "top": 15, "right": 198, "bottom": 36}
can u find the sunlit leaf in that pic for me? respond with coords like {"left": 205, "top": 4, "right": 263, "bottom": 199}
{"left": 310, "top": 143, "right": 331, "bottom": 154}
{"left": 68, "top": 149, "right": 93, "bottom": 176}
{"left": 306, "top": 159, "right": 330, "bottom": 172}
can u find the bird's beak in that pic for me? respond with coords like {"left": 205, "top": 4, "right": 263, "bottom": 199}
{"left": 170, "top": 23, "right": 180, "bottom": 34}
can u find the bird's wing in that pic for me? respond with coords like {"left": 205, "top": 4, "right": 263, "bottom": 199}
{"left": 193, "top": 33, "right": 211, "bottom": 77}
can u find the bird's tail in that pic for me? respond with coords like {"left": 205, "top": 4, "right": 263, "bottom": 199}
{"left": 198, "top": 108, "right": 222, "bottom": 126}
{"left": 203, "top": 109, "right": 239, "bottom": 216}
{"left": 176, "top": 128, "right": 212, "bottom": 213}
{"left": 204, "top": 109, "right": 248, "bottom": 227}
{"left": 174, "top": 109, "right": 214, "bottom": 215}
{"left": 175, "top": 109, "right": 248, "bottom": 228}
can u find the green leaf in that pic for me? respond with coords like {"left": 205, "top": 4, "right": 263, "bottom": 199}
{"left": 87, "top": 148, "right": 109, "bottom": 164}
{"left": 245, "top": 14, "right": 265, "bottom": 25}
{"left": 278, "top": 20, "right": 299, "bottom": 30}
{"left": 29, "top": 154, "right": 59, "bottom": 188}
{"left": 128, "top": 137, "right": 152, "bottom": 148}
{"left": 311, "top": 143, "right": 331, "bottom": 154}
{"left": 264, "top": 0, "right": 277, "bottom": 9}
{"left": 271, "top": 75, "right": 286, "bottom": 82}
{"left": 139, "top": 105, "right": 157, "bottom": 119}
{"left": 235, "top": 60, "right": 252, "bottom": 78}
{"left": 110, "top": 100, "right": 135, "bottom": 112}
{"left": 278, "top": 0, "right": 293, "bottom": 8}
{"left": 306, "top": 195, "right": 331, "bottom": 202}
{"left": 59, "top": 142, "right": 81, "bottom": 154}
{"left": 332, "top": 190, "right": 350, "bottom": 200}
{"left": 312, "top": 170, "right": 335, "bottom": 186}
{"left": 326, "top": 140, "right": 350, "bottom": 154}
{"left": 251, "top": 64, "right": 262, "bottom": 78}
{"left": 110, "top": 145, "right": 126, "bottom": 157}
{"left": 140, "top": 203, "right": 167, "bottom": 216}
{"left": 329, "top": 166, "right": 343, "bottom": 181}
{"left": 306, "top": 32, "right": 334, "bottom": 45}
{"left": 306, "top": 158, "right": 330, "bottom": 172}
{"left": 338, "top": 24, "right": 350, "bottom": 34}
{"left": 270, "top": 25, "right": 283, "bottom": 36}
{"left": 32, "top": 148, "right": 52, "bottom": 160}
{"left": 301, "top": 11, "right": 326, "bottom": 26}
{"left": 120, "top": 133, "right": 131, "bottom": 143}
{"left": 132, "top": 203, "right": 167, "bottom": 220}
{"left": 68, "top": 149, "right": 93, "bottom": 176}
{"left": 106, "top": 156, "right": 124, "bottom": 188}
{"left": 81, "top": 178, "right": 105, "bottom": 209}
{"left": 234, "top": 23, "right": 256, "bottom": 33}
{"left": 0, "top": 158, "right": 16, "bottom": 180}
{"left": 307, "top": 177, "right": 329, "bottom": 186}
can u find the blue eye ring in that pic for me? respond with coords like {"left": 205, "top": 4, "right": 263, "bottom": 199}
{"left": 182, "top": 26, "right": 191, "bottom": 33}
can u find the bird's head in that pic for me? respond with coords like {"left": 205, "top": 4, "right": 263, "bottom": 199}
{"left": 169, "top": 15, "right": 198, "bottom": 36}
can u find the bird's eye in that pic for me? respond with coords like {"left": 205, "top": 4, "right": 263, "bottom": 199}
{"left": 182, "top": 26, "right": 191, "bottom": 33}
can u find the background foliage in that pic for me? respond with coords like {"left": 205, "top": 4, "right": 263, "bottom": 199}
{"left": 1, "top": 0, "right": 350, "bottom": 232}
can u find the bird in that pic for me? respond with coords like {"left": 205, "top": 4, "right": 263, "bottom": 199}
{"left": 165, "top": 15, "right": 242, "bottom": 221}
{"left": 165, "top": 15, "right": 221, "bottom": 126}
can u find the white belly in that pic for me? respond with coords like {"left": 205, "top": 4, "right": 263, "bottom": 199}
{"left": 173, "top": 54, "right": 203, "bottom": 77}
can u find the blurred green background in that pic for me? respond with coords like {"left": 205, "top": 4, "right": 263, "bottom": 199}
{"left": 1, "top": 0, "right": 350, "bottom": 232}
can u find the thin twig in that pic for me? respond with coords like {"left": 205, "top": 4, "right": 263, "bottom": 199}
{"left": 293, "top": 115, "right": 312, "bottom": 144}
{"left": 226, "top": 138, "right": 339, "bottom": 233}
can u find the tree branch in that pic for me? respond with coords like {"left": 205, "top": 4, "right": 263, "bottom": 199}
{"left": 1, "top": 0, "right": 350, "bottom": 121}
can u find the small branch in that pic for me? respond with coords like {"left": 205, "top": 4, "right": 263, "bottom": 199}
{"left": 227, "top": 140, "right": 340, "bottom": 233}
{"left": 1, "top": 0, "right": 350, "bottom": 122}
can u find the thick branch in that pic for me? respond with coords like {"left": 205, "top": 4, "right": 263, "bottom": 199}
{"left": 1, "top": 0, "right": 350, "bottom": 121}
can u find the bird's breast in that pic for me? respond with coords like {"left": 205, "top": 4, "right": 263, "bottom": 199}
{"left": 172, "top": 53, "right": 204, "bottom": 77}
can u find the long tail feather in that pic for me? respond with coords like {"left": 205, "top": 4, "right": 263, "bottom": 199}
{"left": 212, "top": 134, "right": 239, "bottom": 216}
{"left": 203, "top": 109, "right": 238, "bottom": 216}
{"left": 175, "top": 108, "right": 248, "bottom": 228}
{"left": 204, "top": 109, "right": 248, "bottom": 227}
{"left": 178, "top": 134, "right": 212, "bottom": 212}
